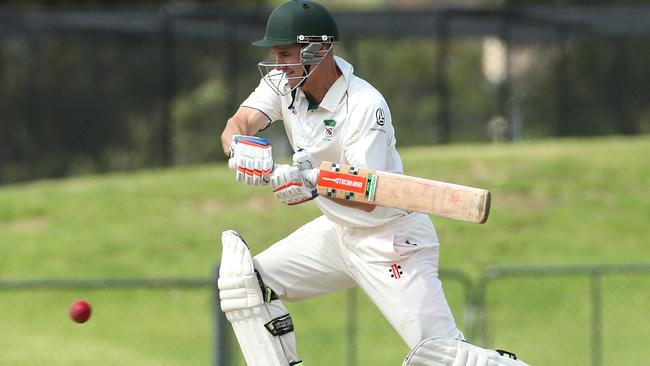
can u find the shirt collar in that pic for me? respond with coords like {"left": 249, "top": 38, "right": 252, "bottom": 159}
{"left": 318, "top": 56, "right": 353, "bottom": 112}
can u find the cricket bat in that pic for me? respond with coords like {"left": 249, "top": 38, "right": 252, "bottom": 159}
{"left": 312, "top": 161, "right": 491, "bottom": 224}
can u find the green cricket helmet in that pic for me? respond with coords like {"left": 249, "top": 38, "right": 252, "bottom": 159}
{"left": 253, "top": 0, "right": 339, "bottom": 47}
{"left": 254, "top": 0, "right": 340, "bottom": 96}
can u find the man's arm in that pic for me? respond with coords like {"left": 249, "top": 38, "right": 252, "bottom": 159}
{"left": 221, "top": 107, "right": 271, "bottom": 156}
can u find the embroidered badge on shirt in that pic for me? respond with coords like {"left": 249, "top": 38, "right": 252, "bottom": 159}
{"left": 323, "top": 119, "right": 337, "bottom": 141}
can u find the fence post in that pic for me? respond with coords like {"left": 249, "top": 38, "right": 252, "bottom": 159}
{"left": 435, "top": 11, "right": 451, "bottom": 144}
{"left": 223, "top": 21, "right": 240, "bottom": 119}
{"left": 498, "top": 9, "right": 516, "bottom": 142}
{"left": 346, "top": 287, "right": 357, "bottom": 366}
{"left": 555, "top": 30, "right": 570, "bottom": 137}
{"left": 475, "top": 268, "right": 500, "bottom": 348}
{"left": 590, "top": 269, "right": 602, "bottom": 366}
{"left": 159, "top": 6, "right": 176, "bottom": 167}
{"left": 213, "top": 265, "right": 231, "bottom": 366}
{"left": 0, "top": 43, "right": 7, "bottom": 182}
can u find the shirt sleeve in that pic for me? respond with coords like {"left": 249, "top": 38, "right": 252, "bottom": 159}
{"left": 343, "top": 93, "right": 397, "bottom": 172}
{"left": 240, "top": 78, "right": 283, "bottom": 124}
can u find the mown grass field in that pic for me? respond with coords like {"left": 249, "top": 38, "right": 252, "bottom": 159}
{"left": 1, "top": 136, "right": 648, "bottom": 365}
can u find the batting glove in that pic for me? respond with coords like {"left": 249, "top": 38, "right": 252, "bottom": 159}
{"left": 292, "top": 150, "right": 318, "bottom": 187}
{"left": 228, "top": 135, "right": 273, "bottom": 186}
{"left": 270, "top": 164, "right": 317, "bottom": 206}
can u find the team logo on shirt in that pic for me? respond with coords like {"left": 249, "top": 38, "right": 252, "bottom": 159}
{"left": 375, "top": 108, "right": 385, "bottom": 126}
{"left": 323, "top": 119, "right": 337, "bottom": 141}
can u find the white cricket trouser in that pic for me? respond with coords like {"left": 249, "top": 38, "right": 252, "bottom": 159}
{"left": 253, "top": 213, "right": 463, "bottom": 348}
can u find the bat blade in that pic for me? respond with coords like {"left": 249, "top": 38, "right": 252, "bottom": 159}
{"left": 315, "top": 161, "right": 491, "bottom": 224}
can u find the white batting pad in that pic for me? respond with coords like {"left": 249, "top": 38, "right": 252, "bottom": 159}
{"left": 218, "top": 230, "right": 264, "bottom": 312}
{"left": 218, "top": 230, "right": 294, "bottom": 366}
{"left": 402, "top": 337, "right": 530, "bottom": 366}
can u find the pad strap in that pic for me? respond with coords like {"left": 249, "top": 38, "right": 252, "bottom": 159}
{"left": 256, "top": 270, "right": 279, "bottom": 302}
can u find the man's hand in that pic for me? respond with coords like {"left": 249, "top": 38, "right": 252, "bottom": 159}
{"left": 229, "top": 135, "right": 273, "bottom": 185}
{"left": 270, "top": 164, "right": 316, "bottom": 205}
{"left": 292, "top": 150, "right": 318, "bottom": 186}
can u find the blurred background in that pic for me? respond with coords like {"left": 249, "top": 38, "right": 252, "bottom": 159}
{"left": 1, "top": 0, "right": 649, "bottom": 365}
{"left": 2, "top": 0, "right": 650, "bottom": 183}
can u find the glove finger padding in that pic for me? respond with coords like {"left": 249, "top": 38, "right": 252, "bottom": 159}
{"left": 245, "top": 153, "right": 257, "bottom": 185}
{"left": 270, "top": 165, "right": 316, "bottom": 206}
{"left": 270, "top": 168, "right": 287, "bottom": 195}
{"left": 230, "top": 135, "right": 273, "bottom": 186}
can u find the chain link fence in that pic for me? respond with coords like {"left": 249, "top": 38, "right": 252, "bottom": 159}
{"left": 1, "top": 5, "right": 650, "bottom": 183}
{"left": 479, "top": 264, "right": 650, "bottom": 366}
{"left": 2, "top": 264, "right": 649, "bottom": 365}
{"left": 0, "top": 270, "right": 472, "bottom": 366}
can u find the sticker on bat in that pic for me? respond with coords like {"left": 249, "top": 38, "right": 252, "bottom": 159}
{"left": 317, "top": 170, "right": 367, "bottom": 194}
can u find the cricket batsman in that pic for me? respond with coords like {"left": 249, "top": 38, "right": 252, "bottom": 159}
{"left": 218, "top": 1, "right": 530, "bottom": 365}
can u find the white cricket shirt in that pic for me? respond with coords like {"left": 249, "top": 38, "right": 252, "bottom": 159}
{"left": 241, "top": 56, "right": 409, "bottom": 228}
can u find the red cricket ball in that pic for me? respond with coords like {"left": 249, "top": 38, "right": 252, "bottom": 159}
{"left": 69, "top": 300, "right": 92, "bottom": 324}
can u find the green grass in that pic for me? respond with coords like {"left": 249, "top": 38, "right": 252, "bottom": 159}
{"left": 1, "top": 136, "right": 649, "bottom": 365}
